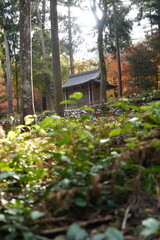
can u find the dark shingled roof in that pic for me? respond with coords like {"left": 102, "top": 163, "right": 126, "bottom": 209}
{"left": 62, "top": 69, "right": 117, "bottom": 89}
{"left": 62, "top": 69, "right": 100, "bottom": 88}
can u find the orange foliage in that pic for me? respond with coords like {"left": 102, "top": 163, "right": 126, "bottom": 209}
{"left": 106, "top": 54, "right": 134, "bottom": 97}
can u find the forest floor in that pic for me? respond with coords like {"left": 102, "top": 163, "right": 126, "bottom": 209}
{"left": 0, "top": 91, "right": 160, "bottom": 240}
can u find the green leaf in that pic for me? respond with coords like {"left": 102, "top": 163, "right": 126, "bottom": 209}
{"left": 5, "top": 232, "right": 18, "bottom": 240}
{"left": 69, "top": 92, "right": 83, "bottom": 100}
{"left": 81, "top": 106, "right": 95, "bottom": 113}
{"left": 7, "top": 131, "right": 18, "bottom": 140}
{"left": 0, "top": 214, "right": 6, "bottom": 222}
{"left": 143, "top": 122, "right": 156, "bottom": 129}
{"left": 24, "top": 115, "right": 36, "bottom": 125}
{"left": 91, "top": 233, "right": 105, "bottom": 240}
{"left": 141, "top": 218, "right": 160, "bottom": 237}
{"left": 109, "top": 128, "right": 121, "bottom": 137}
{"left": 51, "top": 115, "right": 61, "bottom": 120}
{"left": 67, "top": 223, "right": 87, "bottom": 240}
{"left": 58, "top": 137, "right": 72, "bottom": 146}
{"left": 74, "top": 197, "right": 87, "bottom": 207}
{"left": 105, "top": 227, "right": 124, "bottom": 240}
{"left": 30, "top": 211, "right": 45, "bottom": 220}
{"left": 23, "top": 232, "right": 34, "bottom": 240}
{"left": 0, "top": 162, "right": 11, "bottom": 171}
{"left": 81, "top": 115, "right": 90, "bottom": 120}
{"left": 0, "top": 171, "right": 19, "bottom": 181}
{"left": 128, "top": 105, "right": 139, "bottom": 111}
{"left": 140, "top": 106, "right": 152, "bottom": 111}
{"left": 100, "top": 138, "right": 110, "bottom": 144}
{"left": 128, "top": 117, "right": 139, "bottom": 123}
{"left": 60, "top": 100, "right": 77, "bottom": 105}
{"left": 111, "top": 102, "right": 129, "bottom": 109}
{"left": 23, "top": 232, "right": 50, "bottom": 240}
{"left": 153, "top": 140, "right": 160, "bottom": 147}
{"left": 61, "top": 156, "right": 71, "bottom": 163}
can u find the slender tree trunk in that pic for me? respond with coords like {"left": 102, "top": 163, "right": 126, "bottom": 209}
{"left": 42, "top": 0, "right": 46, "bottom": 31}
{"left": 36, "top": 0, "right": 54, "bottom": 111}
{"left": 90, "top": 0, "right": 108, "bottom": 103}
{"left": 35, "top": 0, "right": 47, "bottom": 59}
{"left": 113, "top": 2, "right": 122, "bottom": 98}
{"left": 98, "top": 25, "right": 107, "bottom": 103}
{"left": 50, "top": 0, "right": 64, "bottom": 117}
{"left": 68, "top": 5, "right": 75, "bottom": 75}
{"left": 15, "top": 62, "right": 20, "bottom": 113}
{"left": 20, "top": 0, "right": 35, "bottom": 123}
{"left": 3, "top": 31, "right": 13, "bottom": 116}
{"left": 45, "top": 75, "right": 54, "bottom": 110}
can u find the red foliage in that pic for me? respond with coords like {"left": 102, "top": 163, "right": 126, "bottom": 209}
{"left": 106, "top": 54, "right": 133, "bottom": 97}
{"left": 0, "top": 72, "right": 16, "bottom": 115}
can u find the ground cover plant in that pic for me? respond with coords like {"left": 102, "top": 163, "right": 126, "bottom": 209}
{"left": 0, "top": 94, "right": 160, "bottom": 240}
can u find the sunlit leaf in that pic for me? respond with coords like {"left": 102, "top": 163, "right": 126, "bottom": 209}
{"left": 69, "top": 92, "right": 83, "bottom": 100}
{"left": 128, "top": 105, "right": 139, "bottom": 111}
{"left": 109, "top": 128, "right": 121, "bottom": 137}
{"left": 51, "top": 115, "right": 61, "bottom": 120}
{"left": 60, "top": 100, "right": 77, "bottom": 105}
{"left": 7, "top": 131, "right": 18, "bottom": 140}
{"left": 0, "top": 162, "right": 11, "bottom": 171}
{"left": 128, "top": 117, "right": 139, "bottom": 123}
{"left": 140, "top": 106, "right": 152, "bottom": 111}
{"left": 24, "top": 115, "right": 36, "bottom": 125}
{"left": 81, "top": 106, "right": 95, "bottom": 112}
{"left": 141, "top": 218, "right": 160, "bottom": 237}
{"left": 100, "top": 138, "right": 110, "bottom": 143}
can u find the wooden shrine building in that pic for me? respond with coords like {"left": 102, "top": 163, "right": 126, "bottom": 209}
{"left": 62, "top": 69, "right": 117, "bottom": 108}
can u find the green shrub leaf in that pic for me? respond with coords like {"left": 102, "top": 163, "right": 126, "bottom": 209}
{"left": 109, "top": 128, "right": 121, "bottom": 137}
{"left": 67, "top": 223, "right": 87, "bottom": 240}
{"left": 69, "top": 92, "right": 83, "bottom": 100}
{"left": 141, "top": 218, "right": 160, "bottom": 237}
{"left": 60, "top": 100, "right": 77, "bottom": 105}
{"left": 105, "top": 227, "right": 124, "bottom": 240}
{"left": 30, "top": 211, "right": 45, "bottom": 220}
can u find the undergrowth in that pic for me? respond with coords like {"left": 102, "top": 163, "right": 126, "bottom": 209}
{"left": 0, "top": 96, "right": 160, "bottom": 240}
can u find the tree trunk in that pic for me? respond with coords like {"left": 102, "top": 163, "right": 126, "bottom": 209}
{"left": 45, "top": 75, "right": 54, "bottom": 110}
{"left": 68, "top": 4, "right": 75, "bottom": 75}
{"left": 15, "top": 62, "right": 20, "bottom": 113}
{"left": 50, "top": 0, "right": 64, "bottom": 117}
{"left": 3, "top": 31, "right": 13, "bottom": 116}
{"left": 35, "top": 0, "right": 47, "bottom": 59}
{"left": 42, "top": 0, "right": 46, "bottom": 31}
{"left": 20, "top": 0, "right": 35, "bottom": 123}
{"left": 113, "top": 2, "right": 122, "bottom": 98}
{"left": 90, "top": 0, "right": 108, "bottom": 103}
{"left": 98, "top": 25, "right": 107, "bottom": 103}
{"left": 36, "top": 0, "right": 54, "bottom": 111}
